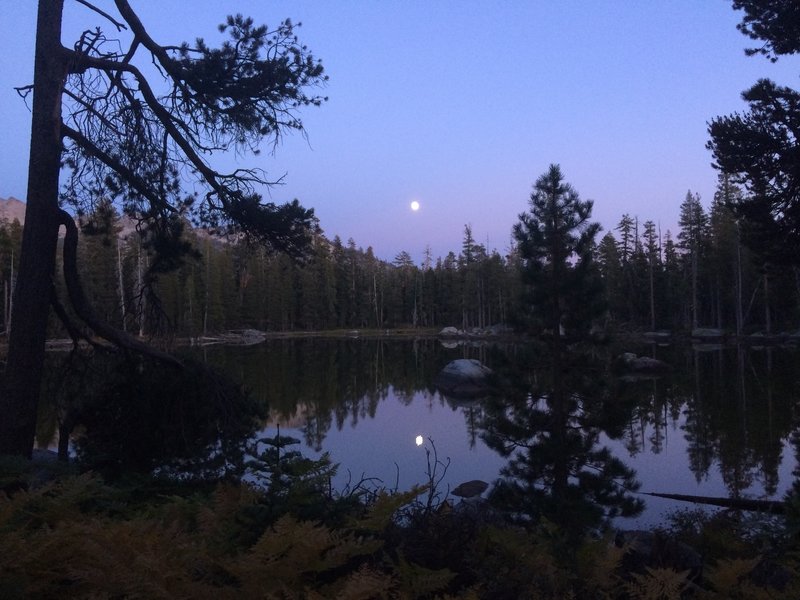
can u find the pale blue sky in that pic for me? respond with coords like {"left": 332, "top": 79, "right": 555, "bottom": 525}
{"left": 1, "top": 1, "right": 798, "bottom": 262}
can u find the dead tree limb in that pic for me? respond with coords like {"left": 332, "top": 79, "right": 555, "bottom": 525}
{"left": 58, "top": 208, "right": 182, "bottom": 368}
{"left": 645, "top": 491, "right": 785, "bottom": 514}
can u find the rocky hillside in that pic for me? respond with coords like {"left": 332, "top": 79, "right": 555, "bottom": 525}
{"left": 0, "top": 197, "right": 25, "bottom": 224}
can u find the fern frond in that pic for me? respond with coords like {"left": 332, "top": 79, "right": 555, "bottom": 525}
{"left": 196, "top": 481, "right": 259, "bottom": 539}
{"left": 332, "top": 564, "right": 396, "bottom": 599}
{"left": 1, "top": 513, "right": 220, "bottom": 598}
{"left": 0, "top": 473, "right": 106, "bottom": 531}
{"left": 703, "top": 557, "right": 775, "bottom": 599}
{"left": 574, "top": 533, "right": 625, "bottom": 593}
{"left": 394, "top": 556, "right": 455, "bottom": 598}
{"left": 624, "top": 566, "right": 690, "bottom": 600}
{"left": 232, "top": 514, "right": 382, "bottom": 596}
{"left": 353, "top": 487, "right": 425, "bottom": 533}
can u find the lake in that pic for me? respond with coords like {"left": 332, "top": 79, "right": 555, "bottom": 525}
{"left": 195, "top": 337, "right": 798, "bottom": 528}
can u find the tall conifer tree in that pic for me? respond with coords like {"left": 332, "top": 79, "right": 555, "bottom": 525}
{"left": 513, "top": 165, "right": 603, "bottom": 341}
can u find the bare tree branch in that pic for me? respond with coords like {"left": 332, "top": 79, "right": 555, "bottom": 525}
{"left": 66, "top": 50, "right": 234, "bottom": 195}
{"left": 63, "top": 88, "right": 121, "bottom": 134}
{"left": 74, "top": 0, "right": 127, "bottom": 32}
{"left": 62, "top": 124, "right": 177, "bottom": 215}
{"left": 114, "top": 0, "right": 178, "bottom": 73}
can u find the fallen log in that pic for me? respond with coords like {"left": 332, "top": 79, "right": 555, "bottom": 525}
{"left": 644, "top": 492, "right": 785, "bottom": 514}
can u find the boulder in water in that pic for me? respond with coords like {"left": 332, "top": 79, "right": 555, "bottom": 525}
{"left": 433, "top": 359, "right": 493, "bottom": 397}
{"left": 616, "top": 352, "right": 670, "bottom": 374}
{"left": 452, "top": 479, "right": 489, "bottom": 498}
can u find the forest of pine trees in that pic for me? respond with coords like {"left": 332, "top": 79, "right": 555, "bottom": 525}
{"left": 1, "top": 174, "right": 797, "bottom": 339}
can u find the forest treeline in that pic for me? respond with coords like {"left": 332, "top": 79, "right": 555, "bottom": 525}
{"left": 0, "top": 175, "right": 797, "bottom": 338}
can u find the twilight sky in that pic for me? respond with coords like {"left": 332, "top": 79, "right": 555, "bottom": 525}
{"left": 1, "top": 1, "right": 798, "bottom": 263}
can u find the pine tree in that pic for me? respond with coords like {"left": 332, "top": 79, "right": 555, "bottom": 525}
{"left": 459, "top": 224, "right": 487, "bottom": 329}
{"left": 418, "top": 245, "right": 434, "bottom": 327}
{"left": 678, "top": 191, "right": 709, "bottom": 330}
{"left": 615, "top": 214, "right": 640, "bottom": 323}
{"left": 461, "top": 224, "right": 477, "bottom": 266}
{"left": 77, "top": 201, "right": 124, "bottom": 328}
{"left": 392, "top": 251, "right": 416, "bottom": 326}
{"left": 596, "top": 231, "right": 623, "bottom": 324}
{"left": 435, "top": 252, "right": 461, "bottom": 326}
{"left": 708, "top": 2, "right": 800, "bottom": 263}
{"left": 615, "top": 214, "right": 636, "bottom": 265}
{"left": 2, "top": 1, "right": 327, "bottom": 456}
{"left": 662, "top": 231, "right": 684, "bottom": 330}
{"left": 710, "top": 176, "right": 744, "bottom": 332}
{"left": 642, "top": 220, "right": 661, "bottom": 330}
{"left": 513, "top": 164, "right": 604, "bottom": 341}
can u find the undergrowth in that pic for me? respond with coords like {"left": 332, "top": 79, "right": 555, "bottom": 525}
{"left": 1, "top": 443, "right": 799, "bottom": 598}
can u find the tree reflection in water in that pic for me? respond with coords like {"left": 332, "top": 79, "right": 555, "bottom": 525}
{"left": 36, "top": 338, "right": 798, "bottom": 524}
{"left": 677, "top": 345, "right": 793, "bottom": 501}
{"left": 480, "top": 346, "right": 643, "bottom": 537}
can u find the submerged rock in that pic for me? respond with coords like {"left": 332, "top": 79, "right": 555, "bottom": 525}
{"left": 616, "top": 352, "right": 670, "bottom": 374}
{"left": 219, "top": 329, "right": 266, "bottom": 346}
{"left": 692, "top": 327, "right": 725, "bottom": 340}
{"left": 433, "top": 359, "right": 493, "bottom": 397}
{"left": 642, "top": 331, "right": 672, "bottom": 342}
{"left": 438, "top": 324, "right": 513, "bottom": 338}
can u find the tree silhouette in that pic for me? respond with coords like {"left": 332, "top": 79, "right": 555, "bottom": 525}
{"left": 708, "top": 1, "right": 800, "bottom": 265}
{"left": 481, "top": 348, "right": 643, "bottom": 539}
{"left": 1, "top": 0, "right": 327, "bottom": 457}
{"left": 513, "top": 164, "right": 603, "bottom": 342}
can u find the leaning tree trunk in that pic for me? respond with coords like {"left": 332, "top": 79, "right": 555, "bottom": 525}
{"left": 0, "top": 0, "right": 65, "bottom": 457}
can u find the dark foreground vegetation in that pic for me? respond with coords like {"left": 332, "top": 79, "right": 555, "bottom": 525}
{"left": 2, "top": 434, "right": 800, "bottom": 598}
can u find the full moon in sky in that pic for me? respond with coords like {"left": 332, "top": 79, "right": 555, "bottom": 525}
{"left": 410, "top": 200, "right": 420, "bottom": 211}
{"left": 415, "top": 435, "right": 424, "bottom": 446}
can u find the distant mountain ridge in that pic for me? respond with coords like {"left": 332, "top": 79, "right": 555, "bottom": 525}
{"left": 0, "top": 198, "right": 257, "bottom": 246}
{"left": 0, "top": 198, "right": 135, "bottom": 237}
{"left": 0, "top": 197, "right": 206, "bottom": 243}
{"left": 0, "top": 197, "right": 26, "bottom": 224}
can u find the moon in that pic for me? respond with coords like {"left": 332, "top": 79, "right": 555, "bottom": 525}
{"left": 410, "top": 200, "right": 420, "bottom": 211}
{"left": 415, "top": 435, "right": 424, "bottom": 446}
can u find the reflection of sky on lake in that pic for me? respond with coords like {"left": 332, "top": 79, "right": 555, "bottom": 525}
{"left": 263, "top": 386, "right": 507, "bottom": 499}
{"left": 264, "top": 388, "right": 797, "bottom": 528}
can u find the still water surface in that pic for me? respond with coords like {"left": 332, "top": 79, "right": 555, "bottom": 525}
{"left": 199, "top": 338, "right": 799, "bottom": 527}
